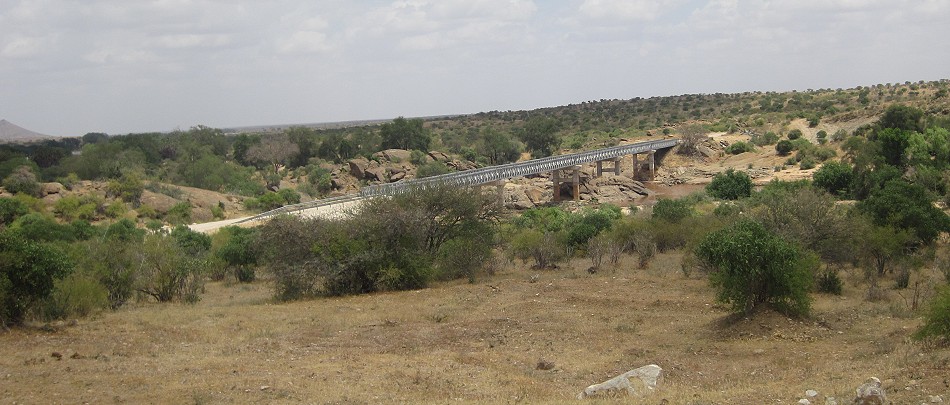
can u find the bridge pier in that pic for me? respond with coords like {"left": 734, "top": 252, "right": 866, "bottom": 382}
{"left": 631, "top": 151, "right": 656, "bottom": 181}
{"left": 552, "top": 165, "right": 582, "bottom": 202}
{"left": 596, "top": 157, "right": 622, "bottom": 177}
{"left": 485, "top": 179, "right": 506, "bottom": 206}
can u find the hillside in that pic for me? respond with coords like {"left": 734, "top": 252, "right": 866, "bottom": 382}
{"left": 0, "top": 119, "right": 56, "bottom": 142}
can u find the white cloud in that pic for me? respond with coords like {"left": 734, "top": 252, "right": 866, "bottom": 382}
{"left": 578, "top": 0, "right": 674, "bottom": 21}
{"left": 155, "top": 34, "right": 232, "bottom": 49}
{"left": 1, "top": 36, "right": 47, "bottom": 59}
{"left": 278, "top": 30, "right": 335, "bottom": 54}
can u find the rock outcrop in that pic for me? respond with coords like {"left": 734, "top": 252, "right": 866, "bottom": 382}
{"left": 577, "top": 364, "right": 663, "bottom": 399}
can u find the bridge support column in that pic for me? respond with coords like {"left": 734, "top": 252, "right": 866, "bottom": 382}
{"left": 552, "top": 165, "right": 581, "bottom": 202}
{"left": 631, "top": 151, "right": 656, "bottom": 181}
{"left": 596, "top": 157, "right": 622, "bottom": 177}
{"left": 648, "top": 150, "right": 656, "bottom": 181}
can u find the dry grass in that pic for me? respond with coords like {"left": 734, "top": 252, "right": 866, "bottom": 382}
{"left": 2, "top": 253, "right": 949, "bottom": 404}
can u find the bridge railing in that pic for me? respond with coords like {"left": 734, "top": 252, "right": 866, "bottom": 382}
{"left": 239, "top": 137, "right": 679, "bottom": 222}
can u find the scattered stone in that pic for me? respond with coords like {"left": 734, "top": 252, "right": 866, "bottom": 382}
{"left": 428, "top": 151, "right": 451, "bottom": 163}
{"left": 931, "top": 395, "right": 944, "bottom": 403}
{"left": 364, "top": 166, "right": 388, "bottom": 182}
{"left": 70, "top": 352, "right": 83, "bottom": 360}
{"left": 798, "top": 399, "right": 811, "bottom": 405}
{"left": 853, "top": 377, "right": 886, "bottom": 405}
{"left": 806, "top": 390, "right": 819, "bottom": 398}
{"left": 51, "top": 352, "right": 62, "bottom": 360}
{"left": 577, "top": 364, "right": 662, "bottom": 399}
{"left": 259, "top": 385, "right": 271, "bottom": 391}
{"left": 389, "top": 171, "right": 406, "bottom": 182}
{"left": 40, "top": 182, "right": 65, "bottom": 196}
{"left": 825, "top": 397, "right": 837, "bottom": 405}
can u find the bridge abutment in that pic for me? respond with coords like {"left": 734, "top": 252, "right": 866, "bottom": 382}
{"left": 552, "top": 165, "right": 582, "bottom": 202}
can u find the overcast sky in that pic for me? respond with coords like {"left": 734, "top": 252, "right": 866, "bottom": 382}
{"left": 1, "top": 0, "right": 948, "bottom": 136}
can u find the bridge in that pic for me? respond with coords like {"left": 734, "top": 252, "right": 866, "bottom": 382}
{"left": 223, "top": 137, "right": 679, "bottom": 226}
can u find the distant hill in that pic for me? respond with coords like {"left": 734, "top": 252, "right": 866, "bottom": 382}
{"left": 0, "top": 119, "right": 56, "bottom": 142}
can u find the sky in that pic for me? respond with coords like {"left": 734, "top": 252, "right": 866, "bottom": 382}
{"left": 1, "top": 0, "right": 948, "bottom": 137}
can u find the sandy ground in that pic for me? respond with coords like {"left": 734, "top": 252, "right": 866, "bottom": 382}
{"left": 2, "top": 253, "right": 948, "bottom": 404}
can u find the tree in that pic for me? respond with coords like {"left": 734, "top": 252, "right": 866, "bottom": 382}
{"left": 247, "top": 134, "right": 300, "bottom": 174}
{"left": 379, "top": 117, "right": 430, "bottom": 151}
{"left": 134, "top": 235, "right": 207, "bottom": 303}
{"left": 753, "top": 186, "right": 852, "bottom": 263}
{"left": 859, "top": 179, "right": 950, "bottom": 244}
{"left": 519, "top": 117, "right": 561, "bottom": 158}
{"left": 812, "top": 161, "right": 853, "bottom": 196}
{"left": 216, "top": 226, "right": 259, "bottom": 282}
{"left": 677, "top": 124, "right": 708, "bottom": 156}
{"left": 697, "top": 219, "right": 814, "bottom": 316}
{"left": 479, "top": 128, "right": 521, "bottom": 164}
{"left": 706, "top": 169, "right": 753, "bottom": 200}
{"left": 879, "top": 104, "right": 924, "bottom": 133}
{"left": 875, "top": 127, "right": 911, "bottom": 167}
{"left": 1, "top": 231, "right": 72, "bottom": 325}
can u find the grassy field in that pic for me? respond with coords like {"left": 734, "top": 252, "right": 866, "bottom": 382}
{"left": 2, "top": 253, "right": 949, "bottom": 404}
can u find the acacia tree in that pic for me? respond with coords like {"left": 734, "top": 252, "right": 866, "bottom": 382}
{"left": 519, "top": 117, "right": 561, "bottom": 158}
{"left": 247, "top": 134, "right": 300, "bottom": 174}
{"left": 380, "top": 117, "right": 430, "bottom": 151}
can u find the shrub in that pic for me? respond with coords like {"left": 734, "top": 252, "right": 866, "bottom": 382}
{"left": 171, "top": 225, "right": 211, "bottom": 256}
{"left": 215, "top": 226, "right": 258, "bottom": 282}
{"left": 697, "top": 219, "right": 815, "bottom": 316}
{"left": 41, "top": 273, "right": 109, "bottom": 320}
{"left": 914, "top": 286, "right": 950, "bottom": 343}
{"left": 2, "top": 166, "right": 40, "bottom": 196}
{"left": 104, "top": 218, "right": 144, "bottom": 243}
{"left": 726, "top": 141, "right": 753, "bottom": 155}
{"left": 652, "top": 198, "right": 693, "bottom": 223}
{"left": 511, "top": 229, "right": 566, "bottom": 269}
{"left": 409, "top": 149, "right": 429, "bottom": 165}
{"left": 134, "top": 235, "right": 208, "bottom": 303}
{"left": 106, "top": 173, "right": 144, "bottom": 204}
{"left": 105, "top": 201, "right": 128, "bottom": 218}
{"left": 436, "top": 236, "right": 493, "bottom": 282}
{"left": 53, "top": 195, "right": 99, "bottom": 221}
{"left": 787, "top": 129, "right": 802, "bottom": 140}
{"left": 812, "top": 161, "right": 853, "bottom": 196}
{"left": 775, "top": 140, "right": 793, "bottom": 155}
{"left": 815, "top": 268, "right": 843, "bottom": 295}
{"left": 0, "top": 231, "right": 73, "bottom": 325}
{"left": 706, "top": 169, "right": 753, "bottom": 200}
{"left": 165, "top": 202, "right": 192, "bottom": 225}
{"left": 799, "top": 157, "right": 816, "bottom": 170}
{"left": 417, "top": 162, "right": 452, "bottom": 178}
{"left": 0, "top": 197, "right": 28, "bottom": 225}
{"left": 10, "top": 213, "right": 78, "bottom": 242}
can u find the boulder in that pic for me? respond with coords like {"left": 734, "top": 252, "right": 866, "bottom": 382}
{"left": 390, "top": 171, "right": 406, "bottom": 182}
{"left": 428, "top": 151, "right": 451, "bottom": 162}
{"left": 853, "top": 377, "right": 886, "bottom": 405}
{"left": 347, "top": 158, "right": 369, "bottom": 179}
{"left": 697, "top": 145, "right": 719, "bottom": 158}
{"left": 365, "top": 166, "right": 389, "bottom": 182}
{"left": 505, "top": 189, "right": 535, "bottom": 210}
{"left": 40, "top": 182, "right": 65, "bottom": 196}
{"left": 577, "top": 364, "right": 663, "bottom": 399}
{"left": 524, "top": 187, "right": 545, "bottom": 205}
{"left": 373, "top": 149, "right": 412, "bottom": 163}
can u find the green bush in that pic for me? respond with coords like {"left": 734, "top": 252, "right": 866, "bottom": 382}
{"left": 0, "top": 231, "right": 73, "bottom": 325}
{"left": 417, "top": 162, "right": 452, "bottom": 178}
{"left": 799, "top": 157, "right": 816, "bottom": 170}
{"left": 436, "top": 236, "right": 492, "bottom": 282}
{"left": 726, "top": 141, "right": 754, "bottom": 155}
{"left": 787, "top": 129, "right": 803, "bottom": 140}
{"left": 10, "top": 213, "right": 79, "bottom": 242}
{"left": 215, "top": 226, "right": 258, "bottom": 282}
{"left": 652, "top": 198, "right": 693, "bottom": 223}
{"left": 815, "top": 269, "right": 843, "bottom": 295}
{"left": 171, "top": 225, "right": 211, "bottom": 256}
{"left": 134, "top": 235, "right": 208, "bottom": 303}
{"left": 510, "top": 229, "right": 566, "bottom": 268}
{"left": 106, "top": 173, "right": 144, "bottom": 204}
{"left": 812, "top": 161, "right": 853, "bottom": 196}
{"left": 41, "top": 273, "right": 109, "bottom": 320}
{"left": 697, "top": 219, "right": 815, "bottom": 316}
{"left": 165, "top": 202, "right": 192, "bottom": 225}
{"left": 706, "top": 169, "right": 753, "bottom": 200}
{"left": 775, "top": 140, "right": 793, "bottom": 155}
{"left": 914, "top": 286, "right": 950, "bottom": 343}
{"left": 0, "top": 197, "right": 28, "bottom": 225}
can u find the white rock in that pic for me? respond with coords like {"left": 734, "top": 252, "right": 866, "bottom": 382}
{"left": 930, "top": 395, "right": 944, "bottom": 403}
{"left": 806, "top": 389, "right": 818, "bottom": 398}
{"left": 798, "top": 399, "right": 811, "bottom": 405}
{"left": 577, "top": 364, "right": 662, "bottom": 399}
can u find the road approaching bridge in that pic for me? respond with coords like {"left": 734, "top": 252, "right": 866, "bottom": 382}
{"left": 191, "top": 137, "right": 679, "bottom": 232}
